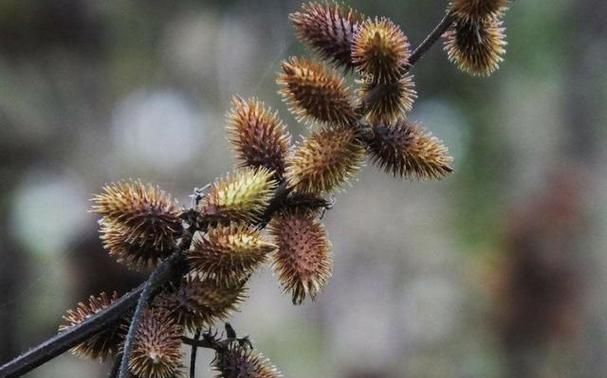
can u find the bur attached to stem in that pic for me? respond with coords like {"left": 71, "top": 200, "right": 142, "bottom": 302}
{"left": 290, "top": 1, "right": 363, "bottom": 70}
{"left": 285, "top": 127, "right": 365, "bottom": 194}
{"left": 269, "top": 211, "right": 333, "bottom": 305}
{"left": 278, "top": 57, "right": 357, "bottom": 127}
{"left": 227, "top": 97, "right": 291, "bottom": 178}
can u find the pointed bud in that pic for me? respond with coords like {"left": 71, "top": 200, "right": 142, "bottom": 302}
{"left": 154, "top": 275, "right": 248, "bottom": 331}
{"left": 443, "top": 16, "right": 507, "bottom": 77}
{"left": 227, "top": 97, "right": 291, "bottom": 178}
{"left": 365, "top": 120, "right": 454, "bottom": 179}
{"left": 188, "top": 223, "right": 276, "bottom": 284}
{"left": 201, "top": 167, "right": 278, "bottom": 223}
{"left": 269, "top": 211, "right": 333, "bottom": 305}
{"left": 290, "top": 1, "right": 363, "bottom": 70}
{"left": 286, "top": 127, "right": 365, "bottom": 194}
{"left": 358, "top": 74, "right": 417, "bottom": 123}
{"left": 450, "top": 0, "right": 509, "bottom": 22}
{"left": 278, "top": 57, "right": 356, "bottom": 127}
{"left": 213, "top": 343, "right": 282, "bottom": 378}
{"left": 99, "top": 219, "right": 173, "bottom": 271}
{"left": 59, "top": 292, "right": 126, "bottom": 361}
{"left": 128, "top": 309, "right": 183, "bottom": 378}
{"left": 352, "top": 17, "right": 410, "bottom": 83}
{"left": 91, "top": 180, "right": 180, "bottom": 249}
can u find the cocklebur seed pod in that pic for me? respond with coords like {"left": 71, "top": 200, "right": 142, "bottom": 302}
{"left": 227, "top": 97, "right": 291, "bottom": 178}
{"left": 128, "top": 309, "right": 183, "bottom": 378}
{"left": 285, "top": 126, "right": 365, "bottom": 194}
{"left": 99, "top": 219, "right": 174, "bottom": 271}
{"left": 450, "top": 0, "right": 509, "bottom": 22}
{"left": 352, "top": 17, "right": 410, "bottom": 83}
{"left": 154, "top": 275, "right": 248, "bottom": 331}
{"left": 188, "top": 223, "right": 276, "bottom": 284}
{"left": 358, "top": 74, "right": 417, "bottom": 123}
{"left": 278, "top": 57, "right": 357, "bottom": 127}
{"left": 443, "top": 16, "right": 507, "bottom": 77}
{"left": 365, "top": 120, "right": 453, "bottom": 179}
{"left": 212, "top": 343, "right": 282, "bottom": 378}
{"left": 269, "top": 211, "right": 333, "bottom": 305}
{"left": 91, "top": 181, "right": 180, "bottom": 252}
{"left": 59, "top": 292, "right": 126, "bottom": 361}
{"left": 201, "top": 167, "right": 278, "bottom": 223}
{"left": 290, "top": 1, "right": 363, "bottom": 70}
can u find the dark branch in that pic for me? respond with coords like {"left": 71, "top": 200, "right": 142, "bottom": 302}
{"left": 408, "top": 12, "right": 454, "bottom": 66}
{"left": 0, "top": 286, "right": 143, "bottom": 378}
{"left": 189, "top": 330, "right": 202, "bottom": 378}
{"left": 117, "top": 251, "right": 186, "bottom": 378}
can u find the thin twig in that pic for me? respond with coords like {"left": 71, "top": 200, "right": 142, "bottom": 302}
{"left": 189, "top": 330, "right": 202, "bottom": 378}
{"left": 117, "top": 251, "right": 186, "bottom": 378}
{"left": 182, "top": 336, "right": 215, "bottom": 349}
{"left": 0, "top": 285, "right": 144, "bottom": 378}
{"left": 408, "top": 12, "right": 455, "bottom": 66}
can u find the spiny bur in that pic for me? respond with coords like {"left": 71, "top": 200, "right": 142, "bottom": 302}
{"left": 212, "top": 342, "right": 282, "bottom": 378}
{"left": 91, "top": 180, "right": 180, "bottom": 249}
{"left": 128, "top": 309, "right": 183, "bottom": 378}
{"left": 188, "top": 223, "right": 276, "bottom": 284}
{"left": 365, "top": 120, "right": 453, "bottom": 179}
{"left": 359, "top": 74, "right": 417, "bottom": 123}
{"left": 227, "top": 97, "right": 291, "bottom": 178}
{"left": 269, "top": 211, "right": 333, "bottom": 305}
{"left": 99, "top": 219, "right": 173, "bottom": 271}
{"left": 278, "top": 57, "right": 356, "bottom": 127}
{"left": 154, "top": 275, "right": 248, "bottom": 331}
{"left": 450, "top": 0, "right": 509, "bottom": 22}
{"left": 201, "top": 167, "right": 278, "bottom": 223}
{"left": 352, "top": 17, "right": 410, "bottom": 83}
{"left": 290, "top": 1, "right": 363, "bottom": 70}
{"left": 59, "top": 292, "right": 126, "bottom": 361}
{"left": 285, "top": 126, "right": 365, "bottom": 194}
{"left": 443, "top": 16, "right": 507, "bottom": 77}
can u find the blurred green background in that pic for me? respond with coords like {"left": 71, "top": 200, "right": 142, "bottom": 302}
{"left": 1, "top": 0, "right": 606, "bottom": 377}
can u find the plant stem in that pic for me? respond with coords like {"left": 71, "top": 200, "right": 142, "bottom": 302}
{"left": 117, "top": 251, "right": 186, "bottom": 378}
{"left": 408, "top": 12, "right": 454, "bottom": 66}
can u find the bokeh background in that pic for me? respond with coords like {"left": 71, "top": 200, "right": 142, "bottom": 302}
{"left": 1, "top": 0, "right": 606, "bottom": 377}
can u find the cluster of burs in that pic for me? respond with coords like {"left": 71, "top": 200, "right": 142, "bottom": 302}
{"left": 59, "top": 1, "right": 510, "bottom": 377}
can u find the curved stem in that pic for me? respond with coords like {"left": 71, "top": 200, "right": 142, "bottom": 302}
{"left": 117, "top": 251, "right": 186, "bottom": 378}
{"left": 408, "top": 12, "right": 454, "bottom": 66}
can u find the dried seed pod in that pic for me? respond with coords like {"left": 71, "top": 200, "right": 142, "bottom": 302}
{"left": 443, "top": 16, "right": 507, "bottom": 77}
{"left": 212, "top": 343, "right": 282, "bottom": 378}
{"left": 358, "top": 74, "right": 417, "bottom": 123}
{"left": 352, "top": 17, "right": 410, "bottom": 83}
{"left": 365, "top": 120, "right": 453, "bottom": 179}
{"left": 154, "top": 275, "right": 248, "bottom": 331}
{"left": 201, "top": 167, "right": 278, "bottom": 223}
{"left": 59, "top": 292, "right": 126, "bottom": 361}
{"left": 290, "top": 1, "right": 363, "bottom": 70}
{"left": 278, "top": 57, "right": 356, "bottom": 127}
{"left": 286, "top": 127, "right": 365, "bottom": 194}
{"left": 450, "top": 0, "right": 509, "bottom": 22}
{"left": 188, "top": 223, "right": 276, "bottom": 284}
{"left": 269, "top": 211, "right": 333, "bottom": 305}
{"left": 226, "top": 97, "right": 291, "bottom": 178}
{"left": 128, "top": 309, "right": 183, "bottom": 378}
{"left": 99, "top": 219, "right": 174, "bottom": 271}
{"left": 91, "top": 180, "right": 181, "bottom": 249}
